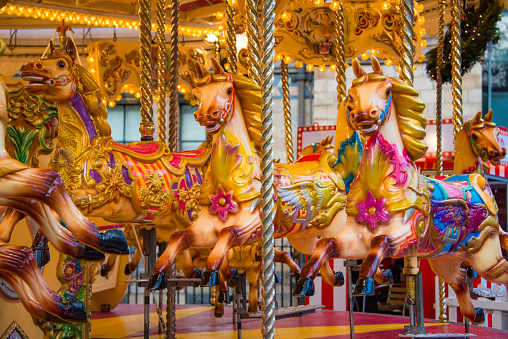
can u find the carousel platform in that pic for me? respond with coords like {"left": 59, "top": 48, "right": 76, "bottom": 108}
{"left": 90, "top": 304, "right": 508, "bottom": 338}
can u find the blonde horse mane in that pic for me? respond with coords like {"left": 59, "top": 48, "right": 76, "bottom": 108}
{"left": 44, "top": 50, "right": 111, "bottom": 137}
{"left": 352, "top": 69, "right": 428, "bottom": 161}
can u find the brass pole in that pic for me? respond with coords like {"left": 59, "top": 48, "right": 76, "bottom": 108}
{"left": 245, "top": 0, "right": 261, "bottom": 85}
{"left": 157, "top": 0, "right": 167, "bottom": 143}
{"left": 281, "top": 60, "right": 293, "bottom": 163}
{"left": 168, "top": 0, "right": 180, "bottom": 151}
{"left": 261, "top": 0, "right": 276, "bottom": 335}
{"left": 399, "top": 0, "right": 414, "bottom": 86}
{"left": 226, "top": 0, "right": 237, "bottom": 73}
{"left": 138, "top": 0, "right": 155, "bottom": 140}
{"left": 436, "top": 0, "right": 448, "bottom": 323}
{"left": 334, "top": 4, "right": 346, "bottom": 104}
{"left": 451, "top": 0, "right": 463, "bottom": 141}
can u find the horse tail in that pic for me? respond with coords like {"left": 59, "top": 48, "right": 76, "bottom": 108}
{"left": 499, "top": 229, "right": 508, "bottom": 253}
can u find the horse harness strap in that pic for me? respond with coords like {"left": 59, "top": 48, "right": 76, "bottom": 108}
{"left": 49, "top": 73, "right": 75, "bottom": 86}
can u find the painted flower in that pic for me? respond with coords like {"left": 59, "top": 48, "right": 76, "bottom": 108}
{"left": 209, "top": 184, "right": 239, "bottom": 222}
{"left": 99, "top": 165, "right": 125, "bottom": 202}
{"left": 356, "top": 191, "right": 390, "bottom": 231}
{"left": 63, "top": 262, "right": 76, "bottom": 280}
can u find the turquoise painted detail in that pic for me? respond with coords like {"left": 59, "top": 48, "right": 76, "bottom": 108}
{"left": 333, "top": 131, "right": 362, "bottom": 193}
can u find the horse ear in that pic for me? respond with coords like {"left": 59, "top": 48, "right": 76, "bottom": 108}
{"left": 66, "top": 39, "right": 77, "bottom": 62}
{"left": 49, "top": 41, "right": 56, "bottom": 53}
{"left": 352, "top": 58, "right": 366, "bottom": 78}
{"left": 370, "top": 56, "right": 383, "bottom": 75}
{"left": 195, "top": 62, "right": 209, "bottom": 79}
{"left": 211, "top": 58, "right": 225, "bottom": 75}
{"left": 485, "top": 109, "right": 493, "bottom": 122}
{"left": 472, "top": 111, "right": 482, "bottom": 124}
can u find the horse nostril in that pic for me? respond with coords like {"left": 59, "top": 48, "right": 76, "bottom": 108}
{"left": 210, "top": 110, "right": 220, "bottom": 119}
{"left": 35, "top": 63, "right": 44, "bottom": 70}
{"left": 369, "top": 108, "right": 378, "bottom": 118}
{"left": 193, "top": 112, "right": 199, "bottom": 120}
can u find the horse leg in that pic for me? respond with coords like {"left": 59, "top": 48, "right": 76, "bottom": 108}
{"left": 0, "top": 272, "right": 70, "bottom": 324}
{"left": 0, "top": 208, "right": 24, "bottom": 242}
{"left": 148, "top": 224, "right": 218, "bottom": 290}
{"left": 246, "top": 264, "right": 261, "bottom": 313}
{"left": 203, "top": 226, "right": 250, "bottom": 287}
{"left": 294, "top": 238, "right": 339, "bottom": 296}
{"left": 429, "top": 256, "right": 483, "bottom": 324}
{"left": 1, "top": 170, "right": 129, "bottom": 255}
{"left": 274, "top": 248, "right": 301, "bottom": 278}
{"left": 125, "top": 246, "right": 141, "bottom": 275}
{"left": 0, "top": 244, "right": 87, "bottom": 323}
{"left": 176, "top": 250, "right": 202, "bottom": 280}
{"left": 355, "top": 235, "right": 396, "bottom": 296}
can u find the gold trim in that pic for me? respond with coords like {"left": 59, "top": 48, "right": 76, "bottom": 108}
{"left": 1, "top": 321, "right": 28, "bottom": 339}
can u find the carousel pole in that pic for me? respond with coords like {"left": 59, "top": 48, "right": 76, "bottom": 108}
{"left": 168, "top": 0, "right": 180, "bottom": 151}
{"left": 398, "top": 0, "right": 425, "bottom": 335}
{"left": 245, "top": 0, "right": 261, "bottom": 85}
{"left": 139, "top": 0, "right": 155, "bottom": 141}
{"left": 281, "top": 60, "right": 293, "bottom": 164}
{"left": 435, "top": 0, "right": 448, "bottom": 324}
{"left": 333, "top": 4, "right": 353, "bottom": 337}
{"left": 451, "top": 0, "right": 463, "bottom": 141}
{"left": 157, "top": 0, "right": 167, "bottom": 143}
{"left": 226, "top": 0, "right": 237, "bottom": 73}
{"left": 166, "top": 0, "right": 180, "bottom": 337}
{"left": 260, "top": 0, "right": 276, "bottom": 335}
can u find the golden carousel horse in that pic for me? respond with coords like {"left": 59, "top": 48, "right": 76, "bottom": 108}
{"left": 295, "top": 56, "right": 508, "bottom": 324}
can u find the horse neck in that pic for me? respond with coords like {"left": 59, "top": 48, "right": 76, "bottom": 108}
{"left": 453, "top": 124, "right": 482, "bottom": 175}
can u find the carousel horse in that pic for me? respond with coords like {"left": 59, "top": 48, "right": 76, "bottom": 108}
{"left": 20, "top": 39, "right": 209, "bottom": 280}
{"left": 294, "top": 56, "right": 508, "bottom": 324}
{"left": 147, "top": 59, "right": 375, "bottom": 291}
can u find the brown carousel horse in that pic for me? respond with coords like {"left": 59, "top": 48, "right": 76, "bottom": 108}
{"left": 299, "top": 136, "right": 334, "bottom": 157}
{"left": 294, "top": 56, "right": 508, "bottom": 324}
{"left": 0, "top": 80, "right": 89, "bottom": 323}
{"left": 20, "top": 39, "right": 208, "bottom": 280}
{"left": 147, "top": 59, "right": 376, "bottom": 291}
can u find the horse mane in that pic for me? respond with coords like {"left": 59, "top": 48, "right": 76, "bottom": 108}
{"left": 230, "top": 74, "right": 262, "bottom": 152}
{"left": 44, "top": 50, "right": 111, "bottom": 137}
{"left": 352, "top": 73, "right": 428, "bottom": 161}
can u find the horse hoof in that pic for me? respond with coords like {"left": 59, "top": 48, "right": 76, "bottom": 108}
{"left": 100, "top": 265, "right": 108, "bottom": 277}
{"left": 334, "top": 271, "right": 345, "bottom": 286}
{"left": 125, "top": 264, "right": 135, "bottom": 276}
{"left": 218, "top": 291, "right": 231, "bottom": 304}
{"left": 64, "top": 301, "right": 87, "bottom": 323}
{"left": 201, "top": 270, "right": 220, "bottom": 287}
{"left": 384, "top": 269, "right": 394, "bottom": 284}
{"left": 214, "top": 309, "right": 224, "bottom": 318}
{"left": 33, "top": 247, "right": 50, "bottom": 268}
{"left": 472, "top": 307, "right": 485, "bottom": 325}
{"left": 293, "top": 277, "right": 315, "bottom": 297}
{"left": 228, "top": 268, "right": 240, "bottom": 288}
{"left": 83, "top": 246, "right": 106, "bottom": 261}
{"left": 193, "top": 268, "right": 203, "bottom": 287}
{"left": 99, "top": 229, "right": 130, "bottom": 255}
{"left": 467, "top": 267, "right": 479, "bottom": 279}
{"left": 354, "top": 277, "right": 374, "bottom": 296}
{"left": 275, "top": 269, "right": 282, "bottom": 284}
{"left": 147, "top": 273, "right": 167, "bottom": 290}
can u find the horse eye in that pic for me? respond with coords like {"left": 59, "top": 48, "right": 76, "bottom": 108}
{"left": 227, "top": 88, "right": 233, "bottom": 95}
{"left": 57, "top": 60, "right": 66, "bottom": 68}
{"left": 472, "top": 134, "right": 478, "bottom": 139}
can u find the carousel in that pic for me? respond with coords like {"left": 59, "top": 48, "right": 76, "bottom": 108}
{"left": 0, "top": 0, "right": 508, "bottom": 338}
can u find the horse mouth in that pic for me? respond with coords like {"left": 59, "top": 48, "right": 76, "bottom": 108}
{"left": 318, "top": 42, "right": 332, "bottom": 55}
{"left": 489, "top": 158, "right": 502, "bottom": 166}
{"left": 21, "top": 71, "right": 52, "bottom": 92}
{"left": 205, "top": 123, "right": 221, "bottom": 134}
{"left": 357, "top": 121, "right": 378, "bottom": 134}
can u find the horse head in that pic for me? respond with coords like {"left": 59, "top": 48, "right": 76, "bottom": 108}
{"left": 467, "top": 110, "right": 506, "bottom": 166}
{"left": 192, "top": 58, "right": 234, "bottom": 134}
{"left": 346, "top": 56, "right": 392, "bottom": 136}
{"left": 20, "top": 39, "right": 78, "bottom": 102}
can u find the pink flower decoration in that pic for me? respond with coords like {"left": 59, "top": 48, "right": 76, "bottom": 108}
{"left": 356, "top": 191, "right": 390, "bottom": 231}
{"left": 209, "top": 184, "right": 239, "bottom": 222}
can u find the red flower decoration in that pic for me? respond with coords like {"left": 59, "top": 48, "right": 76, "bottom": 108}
{"left": 209, "top": 184, "right": 239, "bottom": 222}
{"left": 356, "top": 191, "right": 390, "bottom": 231}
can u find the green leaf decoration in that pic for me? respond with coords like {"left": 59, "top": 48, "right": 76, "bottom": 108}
{"left": 7, "top": 125, "right": 37, "bottom": 164}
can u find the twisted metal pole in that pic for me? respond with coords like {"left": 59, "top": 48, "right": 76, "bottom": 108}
{"left": 157, "top": 0, "right": 167, "bottom": 143}
{"left": 261, "top": 0, "right": 276, "bottom": 335}
{"left": 334, "top": 4, "right": 346, "bottom": 104}
{"left": 226, "top": 1, "right": 237, "bottom": 73}
{"left": 451, "top": 0, "right": 463, "bottom": 141}
{"left": 168, "top": 0, "right": 180, "bottom": 151}
{"left": 138, "top": 0, "right": 154, "bottom": 140}
{"left": 245, "top": 0, "right": 261, "bottom": 85}
{"left": 398, "top": 0, "right": 414, "bottom": 86}
{"left": 281, "top": 60, "right": 293, "bottom": 164}
{"left": 436, "top": 0, "right": 448, "bottom": 323}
